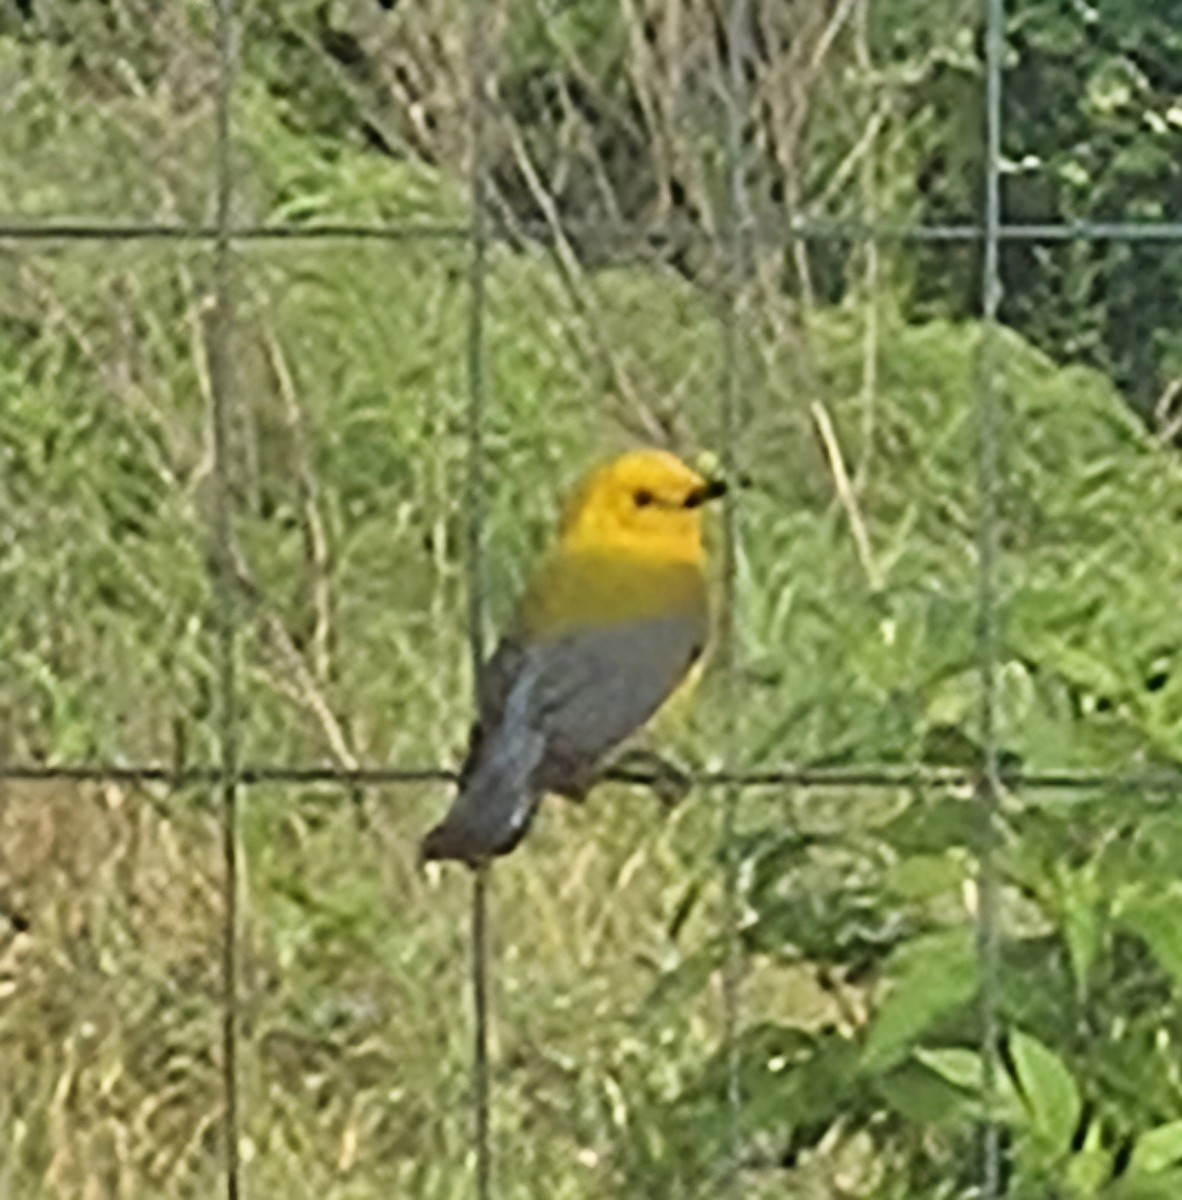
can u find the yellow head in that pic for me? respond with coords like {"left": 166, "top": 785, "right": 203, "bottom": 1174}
{"left": 558, "top": 449, "right": 727, "bottom": 563}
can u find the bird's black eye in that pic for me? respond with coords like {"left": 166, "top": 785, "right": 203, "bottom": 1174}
{"left": 634, "top": 488, "right": 655, "bottom": 508}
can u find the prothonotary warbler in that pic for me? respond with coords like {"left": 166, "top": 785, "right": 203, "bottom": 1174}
{"left": 421, "top": 448, "right": 726, "bottom": 866}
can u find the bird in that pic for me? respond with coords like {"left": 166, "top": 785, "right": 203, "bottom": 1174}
{"left": 421, "top": 448, "right": 727, "bottom": 867}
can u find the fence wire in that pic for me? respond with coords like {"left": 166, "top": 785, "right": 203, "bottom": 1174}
{"left": 975, "top": 0, "right": 1006, "bottom": 1192}
{"left": 8, "top": 760, "right": 1182, "bottom": 792}
{"left": 718, "top": 0, "right": 754, "bottom": 1189}
{"left": 3, "top": 0, "right": 1177, "bottom": 1196}
{"left": 465, "top": 0, "right": 493, "bottom": 1194}
{"left": 8, "top": 218, "right": 1182, "bottom": 245}
{"left": 209, "top": 1, "right": 242, "bottom": 1196}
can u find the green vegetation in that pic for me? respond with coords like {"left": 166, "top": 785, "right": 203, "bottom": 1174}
{"left": 3, "top": 1, "right": 1182, "bottom": 1197}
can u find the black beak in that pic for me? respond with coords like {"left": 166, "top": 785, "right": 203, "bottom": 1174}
{"left": 685, "top": 478, "right": 728, "bottom": 508}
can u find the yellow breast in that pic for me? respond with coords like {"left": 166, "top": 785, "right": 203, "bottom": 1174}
{"left": 513, "top": 547, "right": 709, "bottom": 641}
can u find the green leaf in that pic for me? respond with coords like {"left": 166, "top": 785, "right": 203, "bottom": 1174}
{"left": 862, "top": 930, "right": 978, "bottom": 1072}
{"left": 1130, "top": 1121, "right": 1182, "bottom": 1177}
{"left": 914, "top": 1047, "right": 983, "bottom": 1092}
{"left": 1107, "top": 1168, "right": 1182, "bottom": 1200}
{"left": 913, "top": 1046, "right": 1025, "bottom": 1127}
{"left": 875, "top": 1059, "right": 975, "bottom": 1127}
{"left": 1056, "top": 863, "right": 1101, "bottom": 1000}
{"left": 1115, "top": 884, "right": 1182, "bottom": 989}
{"left": 1010, "top": 1029, "right": 1081, "bottom": 1156}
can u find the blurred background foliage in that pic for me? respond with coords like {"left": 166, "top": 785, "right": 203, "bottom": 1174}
{"left": 3, "top": 0, "right": 1182, "bottom": 1197}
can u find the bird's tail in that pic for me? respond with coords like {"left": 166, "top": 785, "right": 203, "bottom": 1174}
{"left": 421, "top": 726, "right": 546, "bottom": 866}
{"left": 421, "top": 661, "right": 547, "bottom": 867}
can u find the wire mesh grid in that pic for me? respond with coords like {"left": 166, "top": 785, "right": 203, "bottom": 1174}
{"left": 5, "top": 0, "right": 1182, "bottom": 1195}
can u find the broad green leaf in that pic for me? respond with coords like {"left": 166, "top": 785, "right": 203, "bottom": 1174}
{"left": 862, "top": 930, "right": 978, "bottom": 1072}
{"left": 1130, "top": 1121, "right": 1182, "bottom": 1177}
{"left": 913, "top": 1047, "right": 1025, "bottom": 1127}
{"left": 1106, "top": 1168, "right": 1182, "bottom": 1200}
{"left": 1010, "top": 1029, "right": 1081, "bottom": 1156}
{"left": 875, "top": 1059, "right": 976, "bottom": 1127}
{"left": 1115, "top": 884, "right": 1182, "bottom": 990}
{"left": 913, "top": 1047, "right": 983, "bottom": 1092}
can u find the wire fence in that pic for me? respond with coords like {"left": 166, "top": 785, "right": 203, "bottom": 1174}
{"left": 5, "top": 0, "right": 1182, "bottom": 1196}
{"left": 209, "top": 3, "right": 241, "bottom": 1196}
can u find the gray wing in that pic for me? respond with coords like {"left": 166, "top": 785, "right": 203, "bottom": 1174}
{"left": 529, "top": 615, "right": 705, "bottom": 785}
{"left": 421, "top": 615, "right": 704, "bottom": 866}
{"left": 421, "top": 652, "right": 547, "bottom": 865}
